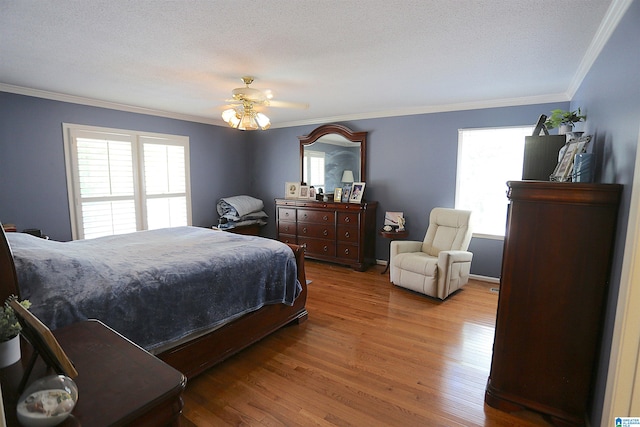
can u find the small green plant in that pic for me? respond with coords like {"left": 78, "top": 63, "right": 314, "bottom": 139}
{"left": 544, "top": 108, "right": 587, "bottom": 129}
{"left": 0, "top": 295, "right": 31, "bottom": 342}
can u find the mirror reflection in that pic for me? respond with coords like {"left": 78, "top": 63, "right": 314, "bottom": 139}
{"left": 299, "top": 124, "right": 367, "bottom": 194}
{"left": 303, "top": 135, "right": 361, "bottom": 193}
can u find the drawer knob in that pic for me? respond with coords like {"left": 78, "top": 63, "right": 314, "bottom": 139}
{"left": 323, "top": 245, "right": 328, "bottom": 252}
{"left": 344, "top": 231, "right": 350, "bottom": 238}
{"left": 323, "top": 229, "right": 328, "bottom": 236}
{"left": 344, "top": 248, "right": 350, "bottom": 255}
{"left": 323, "top": 215, "right": 328, "bottom": 221}
{"left": 303, "top": 213, "right": 308, "bottom": 219}
{"left": 344, "top": 217, "right": 350, "bottom": 223}
{"left": 284, "top": 212, "right": 289, "bottom": 217}
{"left": 302, "top": 227, "right": 307, "bottom": 234}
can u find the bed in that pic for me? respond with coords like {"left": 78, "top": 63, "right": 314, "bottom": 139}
{"left": 0, "top": 224, "right": 308, "bottom": 379}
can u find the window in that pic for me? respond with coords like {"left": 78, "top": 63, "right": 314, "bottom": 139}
{"left": 303, "top": 150, "right": 325, "bottom": 188}
{"left": 63, "top": 124, "right": 191, "bottom": 240}
{"left": 456, "top": 126, "right": 534, "bottom": 238}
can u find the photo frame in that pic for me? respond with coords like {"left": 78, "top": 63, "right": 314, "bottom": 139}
{"left": 349, "top": 182, "right": 366, "bottom": 203}
{"left": 309, "top": 186, "right": 316, "bottom": 200}
{"left": 10, "top": 300, "right": 78, "bottom": 379}
{"left": 551, "top": 135, "right": 591, "bottom": 182}
{"left": 333, "top": 187, "right": 342, "bottom": 202}
{"left": 384, "top": 211, "right": 404, "bottom": 228}
{"left": 299, "top": 185, "right": 309, "bottom": 199}
{"left": 285, "top": 182, "right": 300, "bottom": 199}
{"left": 341, "top": 183, "right": 352, "bottom": 203}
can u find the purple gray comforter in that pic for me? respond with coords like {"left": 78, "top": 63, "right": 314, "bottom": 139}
{"left": 7, "top": 226, "right": 301, "bottom": 351}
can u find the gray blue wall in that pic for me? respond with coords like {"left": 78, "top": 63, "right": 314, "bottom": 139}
{"left": 570, "top": 0, "right": 640, "bottom": 423}
{"left": 0, "top": 93, "right": 248, "bottom": 241}
{"left": 0, "top": 91, "right": 568, "bottom": 277}
{"left": 250, "top": 102, "right": 569, "bottom": 278}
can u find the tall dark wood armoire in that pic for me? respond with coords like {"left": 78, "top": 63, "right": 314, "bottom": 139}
{"left": 485, "top": 181, "right": 622, "bottom": 426}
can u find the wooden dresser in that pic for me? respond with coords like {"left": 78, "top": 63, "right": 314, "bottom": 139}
{"left": 275, "top": 198, "right": 377, "bottom": 271}
{"left": 485, "top": 181, "right": 622, "bottom": 426}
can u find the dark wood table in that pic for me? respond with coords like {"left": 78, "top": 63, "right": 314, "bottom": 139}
{"left": 1, "top": 320, "right": 186, "bottom": 426}
{"left": 379, "top": 229, "right": 410, "bottom": 274}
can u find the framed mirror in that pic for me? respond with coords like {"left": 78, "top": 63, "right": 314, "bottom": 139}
{"left": 299, "top": 124, "right": 367, "bottom": 194}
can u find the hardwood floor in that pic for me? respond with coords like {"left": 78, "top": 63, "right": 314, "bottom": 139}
{"left": 181, "top": 260, "right": 551, "bottom": 426}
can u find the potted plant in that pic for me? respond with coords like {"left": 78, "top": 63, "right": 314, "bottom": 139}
{"left": 544, "top": 108, "right": 587, "bottom": 134}
{"left": 0, "top": 295, "right": 31, "bottom": 367}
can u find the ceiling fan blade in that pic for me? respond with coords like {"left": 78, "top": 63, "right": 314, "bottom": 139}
{"left": 267, "top": 100, "right": 309, "bottom": 109}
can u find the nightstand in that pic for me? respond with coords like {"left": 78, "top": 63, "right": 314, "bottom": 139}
{"left": 1, "top": 320, "right": 186, "bottom": 426}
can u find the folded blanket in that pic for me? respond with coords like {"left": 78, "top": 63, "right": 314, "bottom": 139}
{"left": 218, "top": 218, "right": 268, "bottom": 230}
{"left": 217, "top": 195, "right": 265, "bottom": 221}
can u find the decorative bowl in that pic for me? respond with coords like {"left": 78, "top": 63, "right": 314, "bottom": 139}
{"left": 16, "top": 375, "right": 78, "bottom": 427}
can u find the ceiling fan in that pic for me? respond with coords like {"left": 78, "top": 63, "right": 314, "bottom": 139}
{"left": 221, "top": 76, "right": 308, "bottom": 131}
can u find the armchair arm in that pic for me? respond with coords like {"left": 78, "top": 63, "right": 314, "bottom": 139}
{"left": 437, "top": 250, "right": 473, "bottom": 266}
{"left": 390, "top": 240, "right": 423, "bottom": 258}
{"left": 437, "top": 250, "right": 474, "bottom": 299}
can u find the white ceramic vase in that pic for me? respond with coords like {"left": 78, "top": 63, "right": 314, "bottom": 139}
{"left": 0, "top": 334, "right": 21, "bottom": 367}
{"left": 558, "top": 124, "right": 573, "bottom": 135}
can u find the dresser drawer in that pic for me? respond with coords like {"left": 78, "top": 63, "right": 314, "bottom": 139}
{"left": 277, "top": 234, "right": 297, "bottom": 245}
{"left": 278, "top": 208, "right": 296, "bottom": 221}
{"left": 337, "top": 211, "right": 360, "bottom": 226}
{"left": 278, "top": 221, "right": 296, "bottom": 235}
{"left": 336, "top": 225, "right": 358, "bottom": 243}
{"left": 337, "top": 243, "right": 359, "bottom": 261}
{"left": 299, "top": 237, "right": 336, "bottom": 257}
{"left": 298, "top": 209, "right": 335, "bottom": 224}
{"left": 298, "top": 223, "right": 336, "bottom": 239}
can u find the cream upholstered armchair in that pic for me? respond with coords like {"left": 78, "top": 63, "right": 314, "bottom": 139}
{"left": 390, "top": 208, "right": 473, "bottom": 300}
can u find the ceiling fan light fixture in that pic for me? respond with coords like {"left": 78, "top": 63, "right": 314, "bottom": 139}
{"left": 222, "top": 106, "right": 270, "bottom": 131}
{"left": 239, "top": 111, "right": 259, "bottom": 131}
{"left": 255, "top": 112, "right": 271, "bottom": 130}
{"left": 222, "top": 108, "right": 239, "bottom": 127}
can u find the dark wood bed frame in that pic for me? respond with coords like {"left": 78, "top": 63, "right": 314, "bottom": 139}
{"left": 0, "top": 225, "right": 308, "bottom": 379}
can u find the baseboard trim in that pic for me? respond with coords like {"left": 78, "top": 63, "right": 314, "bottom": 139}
{"left": 470, "top": 274, "right": 500, "bottom": 284}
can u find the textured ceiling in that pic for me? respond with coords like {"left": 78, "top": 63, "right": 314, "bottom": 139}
{"left": 0, "top": 0, "right": 626, "bottom": 128}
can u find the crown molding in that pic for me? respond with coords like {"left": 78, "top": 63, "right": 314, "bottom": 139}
{"left": 2, "top": 83, "right": 568, "bottom": 131}
{"left": 272, "top": 93, "right": 570, "bottom": 129}
{"left": 567, "top": 0, "right": 633, "bottom": 98}
{"left": 0, "top": 83, "right": 222, "bottom": 126}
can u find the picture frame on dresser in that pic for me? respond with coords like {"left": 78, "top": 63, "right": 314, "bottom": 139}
{"left": 349, "top": 182, "right": 365, "bottom": 203}
{"left": 285, "top": 182, "right": 300, "bottom": 199}
{"left": 299, "top": 185, "right": 309, "bottom": 199}
{"left": 341, "top": 184, "right": 352, "bottom": 202}
{"left": 333, "top": 187, "right": 342, "bottom": 202}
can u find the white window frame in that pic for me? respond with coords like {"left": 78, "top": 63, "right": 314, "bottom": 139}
{"left": 63, "top": 123, "right": 192, "bottom": 240}
{"left": 455, "top": 125, "right": 534, "bottom": 239}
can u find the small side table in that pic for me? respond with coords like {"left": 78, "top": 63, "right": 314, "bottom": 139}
{"left": 379, "top": 229, "right": 409, "bottom": 274}
{"left": 0, "top": 320, "right": 186, "bottom": 426}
